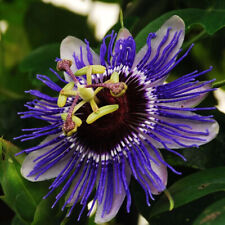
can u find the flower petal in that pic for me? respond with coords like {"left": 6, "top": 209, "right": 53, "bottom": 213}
{"left": 131, "top": 143, "right": 167, "bottom": 196}
{"left": 150, "top": 111, "right": 219, "bottom": 149}
{"left": 159, "top": 83, "right": 212, "bottom": 108}
{"left": 21, "top": 136, "right": 72, "bottom": 181}
{"left": 94, "top": 165, "right": 131, "bottom": 224}
{"left": 133, "top": 15, "right": 185, "bottom": 85}
{"left": 146, "top": 147, "right": 168, "bottom": 195}
{"left": 134, "top": 15, "right": 185, "bottom": 66}
{"left": 60, "top": 36, "right": 100, "bottom": 82}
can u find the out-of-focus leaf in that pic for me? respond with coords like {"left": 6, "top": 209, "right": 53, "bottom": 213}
{"left": 148, "top": 167, "right": 225, "bottom": 219}
{"left": 24, "top": 2, "right": 96, "bottom": 48}
{"left": 0, "top": 99, "right": 43, "bottom": 147}
{"left": 135, "top": 8, "right": 225, "bottom": 51}
{"left": 20, "top": 43, "right": 60, "bottom": 86}
{"left": 193, "top": 198, "right": 225, "bottom": 225}
{"left": 20, "top": 43, "right": 59, "bottom": 74}
{"left": 0, "top": 138, "right": 24, "bottom": 165}
{"left": 11, "top": 216, "right": 28, "bottom": 225}
{"left": 0, "top": 154, "right": 36, "bottom": 223}
{"left": 0, "top": 0, "right": 29, "bottom": 26}
{"left": 147, "top": 192, "right": 225, "bottom": 225}
{"left": 191, "top": 35, "right": 225, "bottom": 89}
{"left": 31, "top": 195, "right": 63, "bottom": 225}
{"left": 0, "top": 139, "right": 50, "bottom": 223}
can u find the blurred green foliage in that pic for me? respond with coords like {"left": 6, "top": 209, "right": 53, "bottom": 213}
{"left": 1, "top": 0, "right": 225, "bottom": 225}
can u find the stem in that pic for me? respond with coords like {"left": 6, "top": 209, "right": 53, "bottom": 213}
{"left": 183, "top": 30, "right": 206, "bottom": 50}
{"left": 212, "top": 80, "right": 225, "bottom": 88}
{"left": 164, "top": 189, "right": 174, "bottom": 211}
{"left": 120, "top": 9, "right": 124, "bottom": 28}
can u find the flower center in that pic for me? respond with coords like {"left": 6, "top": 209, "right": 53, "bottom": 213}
{"left": 56, "top": 59, "right": 128, "bottom": 136}
{"left": 76, "top": 72, "right": 148, "bottom": 153}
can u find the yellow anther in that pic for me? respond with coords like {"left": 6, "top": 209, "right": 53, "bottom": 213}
{"left": 110, "top": 72, "right": 119, "bottom": 83}
{"left": 78, "top": 85, "right": 95, "bottom": 102}
{"left": 60, "top": 90, "right": 77, "bottom": 96}
{"left": 61, "top": 113, "right": 82, "bottom": 126}
{"left": 74, "top": 65, "right": 106, "bottom": 76}
{"left": 86, "top": 66, "right": 93, "bottom": 85}
{"left": 61, "top": 113, "right": 68, "bottom": 121}
{"left": 86, "top": 104, "right": 119, "bottom": 124}
{"left": 61, "top": 113, "right": 82, "bottom": 136}
{"left": 57, "top": 95, "right": 67, "bottom": 108}
{"left": 66, "top": 127, "right": 78, "bottom": 136}
{"left": 72, "top": 115, "right": 82, "bottom": 127}
{"left": 57, "top": 82, "right": 75, "bottom": 108}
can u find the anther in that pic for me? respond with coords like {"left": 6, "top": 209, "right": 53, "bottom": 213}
{"left": 86, "top": 104, "right": 119, "bottom": 124}
{"left": 57, "top": 59, "right": 78, "bottom": 84}
{"left": 57, "top": 82, "right": 75, "bottom": 108}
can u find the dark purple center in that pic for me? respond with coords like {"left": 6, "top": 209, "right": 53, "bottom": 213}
{"left": 76, "top": 72, "right": 149, "bottom": 153}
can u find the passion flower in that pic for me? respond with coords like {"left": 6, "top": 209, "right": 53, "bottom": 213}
{"left": 16, "top": 15, "right": 219, "bottom": 223}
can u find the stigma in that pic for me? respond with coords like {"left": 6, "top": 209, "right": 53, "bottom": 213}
{"left": 56, "top": 60, "right": 127, "bottom": 136}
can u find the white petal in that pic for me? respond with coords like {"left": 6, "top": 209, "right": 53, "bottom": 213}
{"left": 136, "top": 146, "right": 167, "bottom": 195}
{"left": 150, "top": 112, "right": 219, "bottom": 149}
{"left": 60, "top": 36, "right": 100, "bottom": 82}
{"left": 95, "top": 166, "right": 131, "bottom": 224}
{"left": 148, "top": 148, "right": 168, "bottom": 195}
{"left": 159, "top": 83, "right": 211, "bottom": 108}
{"left": 21, "top": 135, "right": 72, "bottom": 182}
{"left": 133, "top": 15, "right": 185, "bottom": 83}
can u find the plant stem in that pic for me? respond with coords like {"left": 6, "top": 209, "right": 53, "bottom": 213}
{"left": 213, "top": 80, "right": 225, "bottom": 88}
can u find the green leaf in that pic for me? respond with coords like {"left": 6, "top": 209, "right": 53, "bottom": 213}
{"left": 31, "top": 196, "right": 63, "bottom": 225}
{"left": 146, "top": 192, "right": 225, "bottom": 225}
{"left": 20, "top": 43, "right": 60, "bottom": 86}
{"left": 24, "top": 2, "right": 96, "bottom": 48}
{"left": 193, "top": 198, "right": 225, "bottom": 225}
{"left": 0, "top": 139, "right": 50, "bottom": 223}
{"left": 148, "top": 167, "right": 225, "bottom": 220}
{"left": 135, "top": 8, "right": 225, "bottom": 51}
{"left": 11, "top": 216, "right": 28, "bottom": 225}
{"left": 0, "top": 138, "right": 24, "bottom": 165}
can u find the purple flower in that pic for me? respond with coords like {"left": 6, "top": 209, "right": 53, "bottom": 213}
{"left": 16, "top": 15, "right": 219, "bottom": 223}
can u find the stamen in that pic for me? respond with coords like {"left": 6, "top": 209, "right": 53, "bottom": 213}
{"left": 57, "top": 82, "right": 75, "bottom": 108}
{"left": 62, "top": 95, "right": 80, "bottom": 136}
{"left": 86, "top": 104, "right": 119, "bottom": 124}
{"left": 60, "top": 90, "right": 77, "bottom": 96}
{"left": 56, "top": 64, "right": 123, "bottom": 131}
{"left": 57, "top": 59, "right": 79, "bottom": 84}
